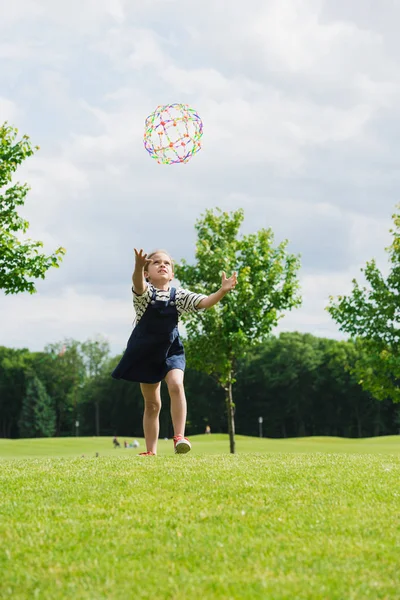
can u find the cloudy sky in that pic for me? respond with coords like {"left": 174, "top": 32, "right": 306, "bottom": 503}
{"left": 1, "top": 0, "right": 399, "bottom": 355}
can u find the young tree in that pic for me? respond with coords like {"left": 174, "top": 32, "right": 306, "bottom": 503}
{"left": 18, "top": 375, "right": 56, "bottom": 438}
{"left": 80, "top": 336, "right": 110, "bottom": 436}
{"left": 0, "top": 122, "right": 65, "bottom": 294}
{"left": 327, "top": 207, "right": 400, "bottom": 402}
{"left": 175, "top": 208, "right": 301, "bottom": 453}
{"left": 43, "top": 340, "right": 86, "bottom": 435}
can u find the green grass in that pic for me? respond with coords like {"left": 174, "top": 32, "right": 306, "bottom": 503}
{"left": 1, "top": 433, "right": 400, "bottom": 459}
{"left": 1, "top": 437, "right": 400, "bottom": 599}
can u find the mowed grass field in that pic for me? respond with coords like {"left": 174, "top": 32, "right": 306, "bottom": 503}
{"left": 1, "top": 436, "right": 400, "bottom": 599}
{"left": 1, "top": 433, "right": 400, "bottom": 459}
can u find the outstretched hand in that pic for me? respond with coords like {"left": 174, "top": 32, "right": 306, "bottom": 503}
{"left": 221, "top": 271, "right": 237, "bottom": 292}
{"left": 134, "top": 248, "right": 152, "bottom": 269}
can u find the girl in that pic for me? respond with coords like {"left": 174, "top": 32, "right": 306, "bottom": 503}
{"left": 112, "top": 248, "right": 237, "bottom": 456}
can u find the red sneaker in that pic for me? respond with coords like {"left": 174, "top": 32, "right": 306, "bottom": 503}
{"left": 138, "top": 451, "right": 156, "bottom": 456}
{"left": 173, "top": 436, "right": 192, "bottom": 454}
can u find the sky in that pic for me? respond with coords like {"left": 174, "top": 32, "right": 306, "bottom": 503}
{"left": 1, "top": 0, "right": 399, "bottom": 355}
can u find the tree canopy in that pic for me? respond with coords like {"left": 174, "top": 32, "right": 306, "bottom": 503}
{"left": 327, "top": 207, "right": 400, "bottom": 402}
{"left": 0, "top": 122, "right": 65, "bottom": 294}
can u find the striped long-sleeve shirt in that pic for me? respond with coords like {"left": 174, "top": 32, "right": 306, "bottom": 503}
{"left": 132, "top": 282, "right": 206, "bottom": 325}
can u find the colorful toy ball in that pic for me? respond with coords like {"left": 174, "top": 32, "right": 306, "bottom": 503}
{"left": 143, "top": 103, "right": 203, "bottom": 165}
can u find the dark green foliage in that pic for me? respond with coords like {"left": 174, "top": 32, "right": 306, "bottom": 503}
{"left": 234, "top": 334, "right": 397, "bottom": 438}
{"left": 78, "top": 354, "right": 144, "bottom": 438}
{"left": 1, "top": 334, "right": 399, "bottom": 439}
{"left": 18, "top": 375, "right": 56, "bottom": 438}
{"left": 0, "top": 346, "right": 31, "bottom": 438}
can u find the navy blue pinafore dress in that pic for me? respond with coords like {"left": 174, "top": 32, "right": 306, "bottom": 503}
{"left": 111, "top": 287, "right": 185, "bottom": 384}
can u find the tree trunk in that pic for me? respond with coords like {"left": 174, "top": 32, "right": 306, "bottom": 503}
{"left": 225, "top": 379, "right": 235, "bottom": 454}
{"left": 355, "top": 404, "right": 362, "bottom": 437}
{"left": 296, "top": 405, "right": 306, "bottom": 437}
{"left": 95, "top": 400, "right": 100, "bottom": 436}
{"left": 298, "top": 420, "right": 306, "bottom": 437}
{"left": 374, "top": 402, "right": 381, "bottom": 437}
{"left": 56, "top": 405, "right": 62, "bottom": 437}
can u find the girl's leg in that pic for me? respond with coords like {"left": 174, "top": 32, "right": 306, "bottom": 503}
{"left": 165, "top": 369, "right": 186, "bottom": 437}
{"left": 140, "top": 381, "right": 162, "bottom": 454}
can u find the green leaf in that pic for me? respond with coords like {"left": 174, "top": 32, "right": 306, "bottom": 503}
{"left": 0, "top": 122, "right": 66, "bottom": 294}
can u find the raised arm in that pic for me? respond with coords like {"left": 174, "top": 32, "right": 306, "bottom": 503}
{"left": 132, "top": 248, "right": 151, "bottom": 295}
{"left": 197, "top": 271, "right": 237, "bottom": 309}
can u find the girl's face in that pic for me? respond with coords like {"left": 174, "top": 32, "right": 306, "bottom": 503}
{"left": 144, "top": 252, "right": 174, "bottom": 285}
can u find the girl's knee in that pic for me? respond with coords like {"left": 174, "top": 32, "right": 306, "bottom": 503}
{"left": 144, "top": 399, "right": 161, "bottom": 414}
{"left": 165, "top": 370, "right": 184, "bottom": 394}
{"left": 167, "top": 380, "right": 184, "bottom": 396}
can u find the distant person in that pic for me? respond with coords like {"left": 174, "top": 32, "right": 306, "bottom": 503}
{"left": 205, "top": 425, "right": 211, "bottom": 434}
{"left": 113, "top": 436, "right": 120, "bottom": 448}
{"left": 124, "top": 440, "right": 128, "bottom": 448}
{"left": 111, "top": 248, "right": 237, "bottom": 456}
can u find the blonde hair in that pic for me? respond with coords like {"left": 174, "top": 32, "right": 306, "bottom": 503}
{"left": 144, "top": 249, "right": 174, "bottom": 281}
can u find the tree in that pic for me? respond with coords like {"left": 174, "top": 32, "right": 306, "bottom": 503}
{"left": 233, "top": 334, "right": 394, "bottom": 439}
{"left": 0, "top": 122, "right": 65, "bottom": 294}
{"left": 235, "top": 333, "right": 325, "bottom": 438}
{"left": 80, "top": 336, "right": 110, "bottom": 436}
{"left": 18, "top": 375, "right": 56, "bottom": 438}
{"left": 175, "top": 208, "right": 301, "bottom": 453}
{"left": 79, "top": 355, "right": 144, "bottom": 438}
{"left": 261, "top": 332, "right": 322, "bottom": 437}
{"left": 327, "top": 207, "right": 400, "bottom": 402}
{"left": 313, "top": 338, "right": 382, "bottom": 437}
{"left": 42, "top": 340, "right": 86, "bottom": 435}
{"left": 0, "top": 346, "right": 31, "bottom": 437}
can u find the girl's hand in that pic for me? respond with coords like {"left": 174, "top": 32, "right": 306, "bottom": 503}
{"left": 221, "top": 271, "right": 237, "bottom": 292}
{"left": 134, "top": 248, "right": 152, "bottom": 269}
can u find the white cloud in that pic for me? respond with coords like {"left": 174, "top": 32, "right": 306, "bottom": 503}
{"left": 15, "top": 154, "right": 89, "bottom": 247}
{"left": 0, "top": 0, "right": 127, "bottom": 30}
{"left": 107, "top": 0, "right": 125, "bottom": 24}
{"left": 0, "top": 287, "right": 132, "bottom": 351}
{"left": 0, "top": 42, "right": 35, "bottom": 60}
{"left": 277, "top": 269, "right": 356, "bottom": 340}
{"left": 0, "top": 0, "right": 42, "bottom": 25}
{"left": 253, "top": 0, "right": 378, "bottom": 73}
{"left": 0, "top": 97, "right": 19, "bottom": 122}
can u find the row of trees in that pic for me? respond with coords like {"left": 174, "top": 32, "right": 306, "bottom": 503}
{"left": 0, "top": 338, "right": 109, "bottom": 438}
{"left": 1, "top": 332, "right": 399, "bottom": 440}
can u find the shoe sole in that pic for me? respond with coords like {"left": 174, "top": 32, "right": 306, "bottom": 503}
{"left": 175, "top": 440, "right": 191, "bottom": 454}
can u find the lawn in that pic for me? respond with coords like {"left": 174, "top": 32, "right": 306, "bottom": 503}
{"left": 1, "top": 433, "right": 400, "bottom": 459}
{"left": 1, "top": 436, "right": 399, "bottom": 599}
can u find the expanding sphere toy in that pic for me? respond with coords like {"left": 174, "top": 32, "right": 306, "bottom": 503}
{"left": 143, "top": 103, "right": 203, "bottom": 165}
